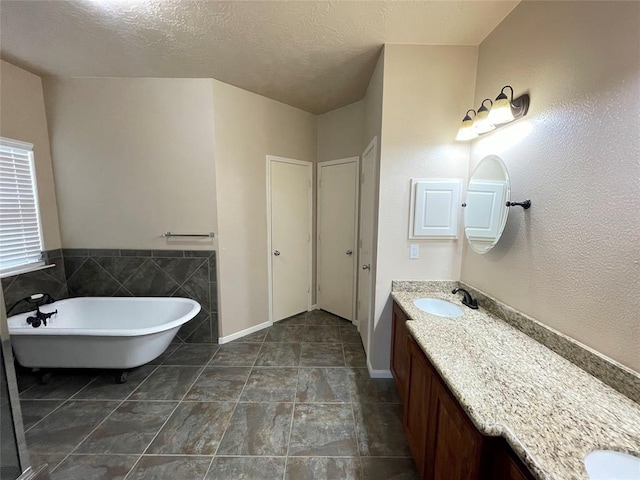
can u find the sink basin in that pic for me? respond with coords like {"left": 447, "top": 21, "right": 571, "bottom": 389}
{"left": 585, "top": 450, "right": 640, "bottom": 479}
{"left": 413, "top": 298, "right": 464, "bottom": 318}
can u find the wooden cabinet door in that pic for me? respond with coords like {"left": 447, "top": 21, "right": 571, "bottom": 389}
{"left": 426, "top": 376, "right": 484, "bottom": 480}
{"left": 391, "top": 303, "right": 409, "bottom": 399}
{"left": 491, "top": 440, "right": 535, "bottom": 480}
{"left": 404, "top": 337, "right": 432, "bottom": 477}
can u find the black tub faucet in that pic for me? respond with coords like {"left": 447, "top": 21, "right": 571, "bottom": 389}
{"left": 452, "top": 288, "right": 478, "bottom": 310}
{"left": 7, "top": 293, "right": 57, "bottom": 326}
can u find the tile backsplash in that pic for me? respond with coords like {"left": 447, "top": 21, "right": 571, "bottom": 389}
{"left": 2, "top": 249, "right": 218, "bottom": 344}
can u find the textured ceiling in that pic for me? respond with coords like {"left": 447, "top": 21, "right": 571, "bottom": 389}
{"left": 0, "top": 1, "right": 518, "bottom": 114}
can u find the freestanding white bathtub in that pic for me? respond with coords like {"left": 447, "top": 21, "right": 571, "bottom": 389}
{"left": 7, "top": 297, "right": 201, "bottom": 371}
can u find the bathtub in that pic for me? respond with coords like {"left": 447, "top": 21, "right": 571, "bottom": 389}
{"left": 7, "top": 297, "right": 201, "bottom": 370}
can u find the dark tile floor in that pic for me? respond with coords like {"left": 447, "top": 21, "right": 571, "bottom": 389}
{"left": 17, "top": 310, "right": 418, "bottom": 480}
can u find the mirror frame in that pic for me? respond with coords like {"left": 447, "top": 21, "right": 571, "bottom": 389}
{"left": 464, "top": 155, "right": 510, "bottom": 254}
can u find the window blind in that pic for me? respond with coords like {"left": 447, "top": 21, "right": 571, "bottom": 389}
{"left": 0, "top": 137, "right": 44, "bottom": 274}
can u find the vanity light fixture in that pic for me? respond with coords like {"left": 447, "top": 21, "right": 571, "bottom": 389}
{"left": 455, "top": 86, "right": 530, "bottom": 141}
{"left": 488, "top": 85, "right": 530, "bottom": 126}
{"left": 455, "top": 109, "right": 478, "bottom": 141}
{"left": 474, "top": 99, "right": 495, "bottom": 134}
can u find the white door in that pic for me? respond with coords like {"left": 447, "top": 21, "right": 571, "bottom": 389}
{"left": 268, "top": 156, "right": 312, "bottom": 322}
{"left": 317, "top": 157, "right": 359, "bottom": 321}
{"left": 357, "top": 138, "right": 377, "bottom": 355}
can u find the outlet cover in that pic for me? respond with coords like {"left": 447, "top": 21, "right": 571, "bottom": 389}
{"left": 410, "top": 244, "right": 419, "bottom": 259}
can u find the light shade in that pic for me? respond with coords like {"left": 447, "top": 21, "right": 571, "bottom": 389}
{"left": 474, "top": 99, "right": 495, "bottom": 134}
{"left": 455, "top": 109, "right": 478, "bottom": 141}
{"left": 488, "top": 93, "right": 515, "bottom": 125}
{"left": 488, "top": 85, "right": 530, "bottom": 126}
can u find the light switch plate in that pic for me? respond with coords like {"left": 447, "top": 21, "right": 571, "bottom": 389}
{"left": 410, "top": 244, "right": 419, "bottom": 259}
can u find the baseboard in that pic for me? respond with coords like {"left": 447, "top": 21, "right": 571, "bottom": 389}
{"left": 218, "top": 320, "right": 272, "bottom": 344}
{"left": 310, "top": 304, "right": 319, "bottom": 310}
{"left": 367, "top": 358, "right": 393, "bottom": 378}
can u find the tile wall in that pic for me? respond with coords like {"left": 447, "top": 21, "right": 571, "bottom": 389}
{"left": 2, "top": 249, "right": 68, "bottom": 316}
{"left": 2, "top": 249, "right": 218, "bottom": 344}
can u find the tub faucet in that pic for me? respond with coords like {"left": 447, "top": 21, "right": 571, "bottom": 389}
{"left": 452, "top": 288, "right": 478, "bottom": 310}
{"left": 7, "top": 293, "right": 56, "bottom": 325}
{"left": 27, "top": 308, "right": 57, "bottom": 328}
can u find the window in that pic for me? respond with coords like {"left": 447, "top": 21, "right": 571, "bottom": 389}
{"left": 0, "top": 137, "right": 44, "bottom": 276}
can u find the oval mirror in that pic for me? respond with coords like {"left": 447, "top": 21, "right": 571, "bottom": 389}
{"left": 464, "top": 155, "right": 510, "bottom": 254}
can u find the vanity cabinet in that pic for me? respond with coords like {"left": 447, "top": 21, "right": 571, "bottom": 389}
{"left": 489, "top": 440, "right": 535, "bottom": 480}
{"left": 426, "top": 368, "right": 484, "bottom": 480}
{"left": 391, "top": 302, "right": 409, "bottom": 400}
{"left": 392, "top": 302, "right": 535, "bottom": 480}
{"left": 404, "top": 335, "right": 433, "bottom": 473}
{"left": 404, "top": 332, "right": 485, "bottom": 479}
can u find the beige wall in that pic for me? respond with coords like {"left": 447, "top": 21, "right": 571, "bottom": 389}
{"left": 371, "top": 45, "right": 478, "bottom": 370}
{"left": 42, "top": 77, "right": 218, "bottom": 251}
{"left": 363, "top": 50, "right": 385, "bottom": 158}
{"left": 361, "top": 50, "right": 385, "bottom": 370}
{"left": 212, "top": 80, "right": 317, "bottom": 338}
{"left": 0, "top": 61, "right": 62, "bottom": 250}
{"left": 317, "top": 100, "right": 364, "bottom": 163}
{"left": 461, "top": 1, "right": 640, "bottom": 372}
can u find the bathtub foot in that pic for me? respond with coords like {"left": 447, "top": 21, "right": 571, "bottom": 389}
{"left": 39, "top": 372, "right": 53, "bottom": 385}
{"left": 116, "top": 371, "right": 128, "bottom": 384}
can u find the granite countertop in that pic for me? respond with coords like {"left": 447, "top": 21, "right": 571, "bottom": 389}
{"left": 391, "top": 285, "right": 640, "bottom": 480}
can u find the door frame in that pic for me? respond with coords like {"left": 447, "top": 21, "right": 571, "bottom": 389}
{"left": 316, "top": 156, "right": 360, "bottom": 322}
{"left": 359, "top": 137, "right": 377, "bottom": 357}
{"left": 266, "top": 155, "right": 313, "bottom": 324}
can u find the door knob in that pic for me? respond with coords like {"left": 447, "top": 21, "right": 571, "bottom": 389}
{"left": 362, "top": 264, "right": 370, "bottom": 270}
{"left": 346, "top": 250, "right": 353, "bottom": 256}
{"left": 273, "top": 250, "right": 280, "bottom": 256}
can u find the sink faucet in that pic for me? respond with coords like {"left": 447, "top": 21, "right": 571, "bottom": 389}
{"left": 452, "top": 288, "right": 478, "bottom": 310}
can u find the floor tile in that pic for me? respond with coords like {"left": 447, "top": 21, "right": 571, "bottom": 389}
{"left": 16, "top": 369, "right": 39, "bottom": 393}
{"left": 15, "top": 309, "right": 419, "bottom": 477}
{"left": 241, "top": 329, "right": 269, "bottom": 343}
{"left": 275, "top": 314, "right": 307, "bottom": 325}
{"left": 285, "top": 457, "right": 361, "bottom": 480}
{"left": 360, "top": 457, "right": 419, "bottom": 480}
{"left": 206, "top": 457, "right": 286, "bottom": 480}
{"left": 20, "top": 371, "right": 96, "bottom": 400}
{"left": 241, "top": 367, "right": 299, "bottom": 402}
{"left": 347, "top": 368, "right": 401, "bottom": 404}
{"left": 296, "top": 368, "right": 351, "bottom": 403}
{"left": 50, "top": 454, "right": 138, "bottom": 480}
{"left": 26, "top": 401, "right": 120, "bottom": 454}
{"left": 265, "top": 324, "right": 306, "bottom": 342}
{"left": 300, "top": 343, "right": 345, "bottom": 367}
{"left": 340, "top": 325, "right": 362, "bottom": 344}
{"left": 128, "top": 366, "right": 202, "bottom": 401}
{"left": 126, "top": 455, "right": 212, "bottom": 480}
{"left": 28, "top": 453, "right": 67, "bottom": 473}
{"left": 354, "top": 402, "right": 412, "bottom": 457}
{"left": 255, "top": 343, "right": 301, "bottom": 366}
{"left": 344, "top": 343, "right": 368, "bottom": 367}
{"left": 147, "top": 401, "right": 235, "bottom": 455}
{"left": 184, "top": 367, "right": 251, "bottom": 401}
{"left": 20, "top": 400, "right": 63, "bottom": 431}
{"left": 75, "top": 401, "right": 177, "bottom": 454}
{"left": 304, "top": 325, "right": 341, "bottom": 343}
{"left": 163, "top": 344, "right": 219, "bottom": 365}
{"left": 72, "top": 364, "right": 157, "bottom": 400}
{"left": 305, "top": 310, "right": 345, "bottom": 326}
{"left": 217, "top": 402, "right": 293, "bottom": 455}
{"left": 289, "top": 403, "right": 358, "bottom": 456}
{"left": 147, "top": 344, "right": 180, "bottom": 365}
{"left": 210, "top": 343, "right": 262, "bottom": 366}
